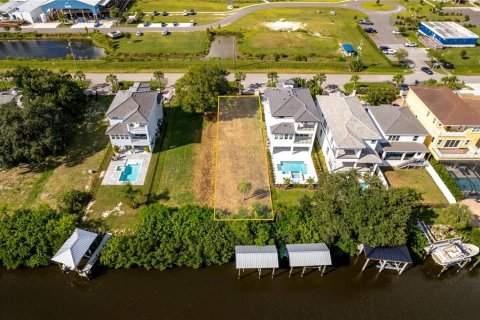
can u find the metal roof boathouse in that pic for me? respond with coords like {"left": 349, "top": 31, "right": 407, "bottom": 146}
{"left": 286, "top": 243, "right": 332, "bottom": 277}
{"left": 235, "top": 245, "right": 279, "bottom": 279}
{"left": 359, "top": 244, "right": 412, "bottom": 275}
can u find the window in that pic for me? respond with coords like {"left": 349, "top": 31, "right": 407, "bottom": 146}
{"left": 427, "top": 111, "right": 430, "bottom": 117}
{"left": 465, "top": 140, "right": 471, "bottom": 146}
{"left": 433, "top": 118, "right": 436, "bottom": 124}
{"left": 437, "top": 140, "right": 443, "bottom": 146}
{"left": 473, "top": 127, "right": 480, "bottom": 133}
{"left": 388, "top": 135, "right": 400, "bottom": 141}
{"left": 371, "top": 140, "right": 377, "bottom": 144}
{"left": 444, "top": 140, "right": 460, "bottom": 148}
{"left": 413, "top": 136, "right": 419, "bottom": 142}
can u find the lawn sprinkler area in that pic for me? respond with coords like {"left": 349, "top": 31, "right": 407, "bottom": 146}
{"left": 214, "top": 97, "right": 273, "bottom": 220}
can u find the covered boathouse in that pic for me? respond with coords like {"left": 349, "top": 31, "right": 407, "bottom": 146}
{"left": 359, "top": 244, "right": 412, "bottom": 275}
{"left": 286, "top": 243, "right": 332, "bottom": 277}
{"left": 235, "top": 245, "right": 279, "bottom": 279}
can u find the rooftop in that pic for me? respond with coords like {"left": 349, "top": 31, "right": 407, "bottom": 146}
{"left": 235, "top": 245, "right": 279, "bottom": 269}
{"left": 368, "top": 105, "right": 428, "bottom": 136}
{"left": 421, "top": 22, "right": 479, "bottom": 39}
{"left": 51, "top": 228, "right": 98, "bottom": 269}
{"left": 410, "top": 86, "right": 480, "bottom": 126}
{"left": 316, "top": 95, "right": 382, "bottom": 149}
{"left": 364, "top": 245, "right": 413, "bottom": 263}
{"left": 264, "top": 87, "right": 321, "bottom": 122}
{"left": 286, "top": 243, "right": 332, "bottom": 267}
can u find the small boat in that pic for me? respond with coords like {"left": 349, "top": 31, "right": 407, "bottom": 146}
{"left": 431, "top": 241, "right": 479, "bottom": 266}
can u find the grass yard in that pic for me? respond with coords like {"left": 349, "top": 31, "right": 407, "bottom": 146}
{"left": 361, "top": 2, "right": 395, "bottom": 11}
{"left": 113, "top": 32, "right": 209, "bottom": 56}
{"left": 132, "top": 0, "right": 259, "bottom": 12}
{"left": 274, "top": 188, "right": 314, "bottom": 207}
{"left": 223, "top": 8, "right": 392, "bottom": 70}
{"left": 149, "top": 13, "right": 227, "bottom": 25}
{"left": 343, "top": 81, "right": 397, "bottom": 94}
{"left": 384, "top": 169, "right": 449, "bottom": 205}
{"left": 215, "top": 97, "right": 272, "bottom": 219}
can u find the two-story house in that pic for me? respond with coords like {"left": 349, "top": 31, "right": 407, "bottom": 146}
{"left": 316, "top": 95, "right": 382, "bottom": 173}
{"left": 367, "top": 105, "right": 429, "bottom": 167}
{"left": 105, "top": 82, "right": 163, "bottom": 152}
{"left": 406, "top": 86, "right": 480, "bottom": 161}
{"left": 263, "top": 87, "right": 321, "bottom": 184}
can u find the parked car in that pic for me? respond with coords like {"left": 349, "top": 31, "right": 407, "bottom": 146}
{"left": 404, "top": 41, "right": 417, "bottom": 47}
{"left": 189, "top": 20, "right": 195, "bottom": 26}
{"left": 135, "top": 31, "right": 143, "bottom": 36}
{"left": 421, "top": 67, "right": 434, "bottom": 75}
{"left": 324, "top": 84, "right": 340, "bottom": 94}
{"left": 399, "top": 84, "right": 409, "bottom": 91}
{"left": 182, "top": 10, "right": 189, "bottom": 16}
{"left": 162, "top": 29, "right": 169, "bottom": 36}
{"left": 160, "top": 22, "right": 167, "bottom": 27}
{"left": 364, "top": 28, "right": 377, "bottom": 33}
{"left": 152, "top": 10, "right": 158, "bottom": 16}
{"left": 359, "top": 19, "right": 374, "bottom": 25}
{"left": 172, "top": 21, "right": 178, "bottom": 26}
{"left": 143, "top": 21, "right": 150, "bottom": 27}
{"left": 379, "top": 45, "right": 389, "bottom": 51}
{"left": 383, "top": 48, "right": 397, "bottom": 54}
{"left": 162, "top": 11, "right": 168, "bottom": 16}
{"left": 392, "top": 29, "right": 401, "bottom": 35}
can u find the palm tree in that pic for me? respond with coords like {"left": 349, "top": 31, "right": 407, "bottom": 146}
{"left": 73, "top": 70, "right": 86, "bottom": 83}
{"left": 234, "top": 71, "right": 246, "bottom": 94}
{"left": 440, "top": 76, "right": 451, "bottom": 85}
{"left": 267, "top": 71, "right": 278, "bottom": 87}
{"left": 153, "top": 70, "right": 164, "bottom": 89}
{"left": 122, "top": 182, "right": 142, "bottom": 208}
{"left": 392, "top": 74, "right": 405, "bottom": 88}
{"left": 237, "top": 178, "right": 252, "bottom": 201}
{"left": 313, "top": 72, "right": 326, "bottom": 88}
{"left": 350, "top": 75, "right": 360, "bottom": 90}
{"left": 106, "top": 73, "right": 119, "bottom": 92}
{"left": 283, "top": 177, "right": 291, "bottom": 188}
{"left": 305, "top": 177, "right": 315, "bottom": 189}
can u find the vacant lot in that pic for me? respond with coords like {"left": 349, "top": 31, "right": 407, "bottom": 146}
{"left": 114, "top": 32, "right": 209, "bottom": 56}
{"left": 223, "top": 8, "right": 391, "bottom": 70}
{"left": 384, "top": 169, "right": 448, "bottom": 205}
{"left": 132, "top": 0, "right": 258, "bottom": 12}
{"left": 215, "top": 97, "right": 272, "bottom": 218}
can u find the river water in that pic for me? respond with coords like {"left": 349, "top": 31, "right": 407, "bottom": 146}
{"left": 1, "top": 257, "right": 479, "bottom": 320}
{"left": 0, "top": 40, "right": 104, "bottom": 59}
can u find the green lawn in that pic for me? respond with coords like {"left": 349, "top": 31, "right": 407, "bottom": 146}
{"left": 384, "top": 169, "right": 449, "bottom": 205}
{"left": 392, "top": 0, "right": 470, "bottom": 22}
{"left": 343, "top": 81, "right": 397, "bottom": 94}
{"left": 113, "top": 32, "right": 209, "bottom": 56}
{"left": 152, "top": 106, "right": 203, "bottom": 207}
{"left": 132, "top": 0, "right": 259, "bottom": 12}
{"left": 274, "top": 188, "right": 315, "bottom": 206}
{"left": 361, "top": 2, "right": 395, "bottom": 11}
{"left": 223, "top": 8, "right": 392, "bottom": 70}
{"left": 149, "top": 13, "right": 226, "bottom": 25}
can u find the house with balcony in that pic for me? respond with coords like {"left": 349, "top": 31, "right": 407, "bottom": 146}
{"left": 316, "top": 95, "right": 382, "bottom": 173}
{"left": 263, "top": 87, "right": 321, "bottom": 184}
{"left": 367, "top": 105, "right": 429, "bottom": 168}
{"left": 405, "top": 86, "right": 480, "bottom": 161}
{"left": 105, "top": 82, "right": 163, "bottom": 152}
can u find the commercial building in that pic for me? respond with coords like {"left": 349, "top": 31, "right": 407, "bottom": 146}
{"left": 406, "top": 86, "right": 480, "bottom": 161}
{"left": 419, "top": 22, "right": 479, "bottom": 47}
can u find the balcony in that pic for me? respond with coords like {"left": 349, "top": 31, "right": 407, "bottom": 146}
{"left": 296, "top": 124, "right": 316, "bottom": 132}
{"left": 431, "top": 146, "right": 480, "bottom": 160}
{"left": 294, "top": 138, "right": 313, "bottom": 145}
{"left": 434, "top": 127, "right": 467, "bottom": 137}
{"left": 128, "top": 124, "right": 148, "bottom": 133}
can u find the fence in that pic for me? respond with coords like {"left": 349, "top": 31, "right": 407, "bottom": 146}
{"left": 425, "top": 163, "right": 457, "bottom": 204}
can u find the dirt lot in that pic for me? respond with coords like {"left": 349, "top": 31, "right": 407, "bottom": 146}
{"left": 214, "top": 97, "right": 272, "bottom": 217}
{"left": 193, "top": 121, "right": 216, "bottom": 207}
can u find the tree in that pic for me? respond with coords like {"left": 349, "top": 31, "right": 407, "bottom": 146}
{"left": 122, "top": 182, "right": 142, "bottom": 208}
{"left": 234, "top": 71, "right": 246, "bottom": 94}
{"left": 313, "top": 72, "right": 326, "bottom": 88}
{"left": 58, "top": 190, "right": 93, "bottom": 218}
{"left": 106, "top": 73, "right": 119, "bottom": 92}
{"left": 153, "top": 70, "right": 165, "bottom": 89}
{"left": 0, "top": 72, "right": 7, "bottom": 90}
{"left": 174, "top": 65, "right": 231, "bottom": 113}
{"left": 305, "top": 177, "right": 315, "bottom": 189}
{"left": 0, "top": 67, "right": 87, "bottom": 168}
{"left": 283, "top": 177, "right": 291, "bottom": 188}
{"left": 292, "top": 77, "right": 307, "bottom": 88}
{"left": 365, "top": 88, "right": 398, "bottom": 105}
{"left": 350, "top": 75, "right": 360, "bottom": 90}
{"left": 394, "top": 48, "right": 409, "bottom": 63}
{"left": 267, "top": 71, "right": 278, "bottom": 87}
{"left": 73, "top": 70, "right": 86, "bottom": 84}
{"left": 110, "top": 7, "right": 120, "bottom": 20}
{"left": 392, "top": 74, "right": 405, "bottom": 87}
{"left": 237, "top": 178, "right": 252, "bottom": 201}
{"left": 439, "top": 204, "right": 472, "bottom": 229}
{"left": 350, "top": 59, "right": 365, "bottom": 72}
{"left": 426, "top": 50, "right": 437, "bottom": 64}
{"left": 460, "top": 50, "right": 468, "bottom": 59}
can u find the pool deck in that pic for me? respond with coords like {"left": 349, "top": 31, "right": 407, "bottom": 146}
{"left": 271, "top": 150, "right": 317, "bottom": 185}
{"left": 101, "top": 151, "right": 151, "bottom": 186}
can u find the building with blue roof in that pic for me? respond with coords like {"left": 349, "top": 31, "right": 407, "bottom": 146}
{"left": 419, "top": 22, "right": 478, "bottom": 47}
{"left": 341, "top": 43, "right": 356, "bottom": 56}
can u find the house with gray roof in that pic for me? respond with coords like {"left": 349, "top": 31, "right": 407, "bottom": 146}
{"left": 367, "top": 105, "right": 429, "bottom": 167}
{"left": 105, "top": 82, "right": 163, "bottom": 152}
{"left": 316, "top": 95, "right": 382, "bottom": 173}
{"left": 262, "top": 86, "right": 321, "bottom": 184}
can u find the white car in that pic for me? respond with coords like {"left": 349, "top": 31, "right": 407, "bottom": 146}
{"left": 392, "top": 29, "right": 401, "bottom": 35}
{"left": 404, "top": 41, "right": 417, "bottom": 47}
{"left": 383, "top": 48, "right": 397, "bottom": 54}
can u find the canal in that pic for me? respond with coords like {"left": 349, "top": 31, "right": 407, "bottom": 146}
{"left": 1, "top": 258, "right": 479, "bottom": 320}
{"left": 0, "top": 39, "right": 104, "bottom": 59}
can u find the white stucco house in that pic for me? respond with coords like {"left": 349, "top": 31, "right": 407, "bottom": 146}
{"left": 0, "top": 0, "right": 48, "bottom": 24}
{"left": 316, "top": 95, "right": 383, "bottom": 173}
{"left": 263, "top": 86, "right": 321, "bottom": 184}
{"left": 105, "top": 82, "right": 163, "bottom": 152}
{"left": 367, "top": 105, "right": 429, "bottom": 167}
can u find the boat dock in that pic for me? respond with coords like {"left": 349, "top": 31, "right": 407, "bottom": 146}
{"left": 79, "top": 233, "right": 112, "bottom": 279}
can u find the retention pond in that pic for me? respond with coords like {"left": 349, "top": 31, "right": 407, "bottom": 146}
{"left": 1, "top": 258, "right": 479, "bottom": 319}
{"left": 0, "top": 39, "right": 105, "bottom": 59}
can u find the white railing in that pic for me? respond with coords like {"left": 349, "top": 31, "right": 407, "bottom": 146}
{"left": 432, "top": 146, "right": 480, "bottom": 159}
{"left": 434, "top": 128, "right": 466, "bottom": 137}
{"left": 425, "top": 163, "right": 457, "bottom": 204}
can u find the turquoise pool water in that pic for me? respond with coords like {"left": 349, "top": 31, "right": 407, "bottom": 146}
{"left": 119, "top": 163, "right": 142, "bottom": 182}
{"left": 277, "top": 161, "right": 307, "bottom": 174}
{"left": 455, "top": 178, "right": 480, "bottom": 192}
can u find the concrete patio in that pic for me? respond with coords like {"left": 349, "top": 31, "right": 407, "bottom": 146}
{"left": 101, "top": 151, "right": 151, "bottom": 186}
{"left": 271, "top": 150, "right": 317, "bottom": 185}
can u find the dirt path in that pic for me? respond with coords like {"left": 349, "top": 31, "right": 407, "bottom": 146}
{"left": 193, "top": 121, "right": 216, "bottom": 206}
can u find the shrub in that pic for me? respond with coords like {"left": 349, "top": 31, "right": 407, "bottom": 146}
{"left": 350, "top": 60, "right": 365, "bottom": 72}
{"left": 429, "top": 159, "right": 464, "bottom": 201}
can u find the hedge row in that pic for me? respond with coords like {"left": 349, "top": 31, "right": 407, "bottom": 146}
{"left": 429, "top": 159, "right": 464, "bottom": 201}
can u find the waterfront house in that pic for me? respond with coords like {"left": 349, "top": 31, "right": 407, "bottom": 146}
{"left": 105, "top": 82, "right": 163, "bottom": 153}
{"left": 262, "top": 86, "right": 321, "bottom": 184}
{"left": 367, "top": 105, "right": 429, "bottom": 167}
{"left": 316, "top": 95, "right": 382, "bottom": 173}
{"left": 405, "top": 87, "right": 480, "bottom": 161}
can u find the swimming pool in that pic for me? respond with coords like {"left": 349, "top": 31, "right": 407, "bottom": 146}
{"left": 119, "top": 161, "right": 142, "bottom": 182}
{"left": 455, "top": 178, "right": 480, "bottom": 192}
{"left": 277, "top": 161, "right": 307, "bottom": 174}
